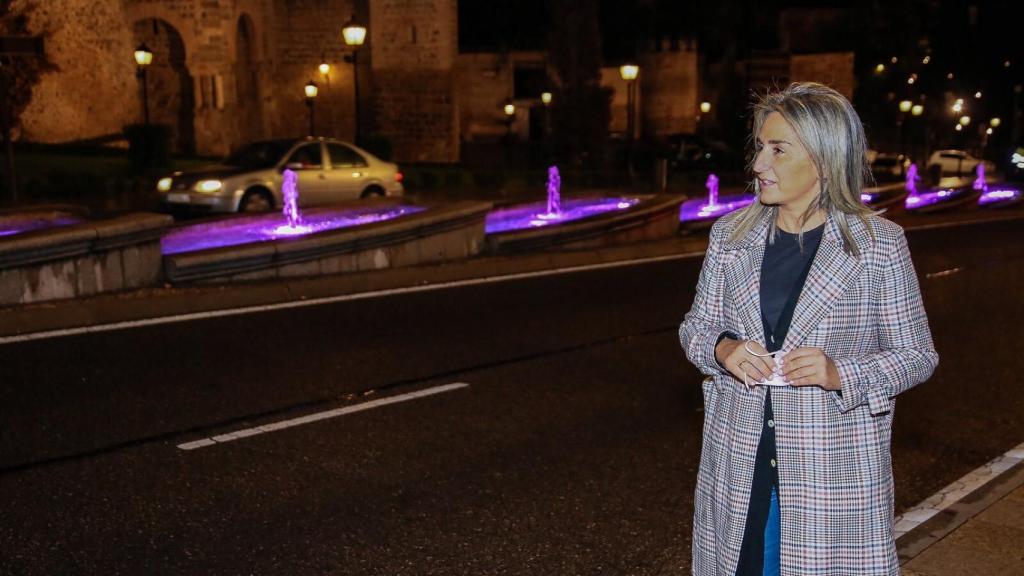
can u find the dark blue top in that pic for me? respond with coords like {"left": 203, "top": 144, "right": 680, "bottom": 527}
{"left": 735, "top": 222, "right": 825, "bottom": 576}
{"left": 760, "top": 224, "right": 826, "bottom": 350}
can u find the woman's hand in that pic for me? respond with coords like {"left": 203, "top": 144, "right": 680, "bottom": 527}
{"left": 781, "top": 347, "right": 842, "bottom": 390}
{"left": 715, "top": 338, "right": 776, "bottom": 385}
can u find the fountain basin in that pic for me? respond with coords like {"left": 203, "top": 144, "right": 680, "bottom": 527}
{"left": 162, "top": 204, "right": 426, "bottom": 255}
{"left": 485, "top": 194, "right": 684, "bottom": 253}
{"left": 0, "top": 205, "right": 86, "bottom": 238}
{"left": 486, "top": 197, "right": 642, "bottom": 234}
{"left": 904, "top": 186, "right": 978, "bottom": 212}
{"left": 860, "top": 182, "right": 907, "bottom": 208}
{"left": 679, "top": 193, "right": 756, "bottom": 225}
{"left": 0, "top": 211, "right": 171, "bottom": 306}
{"left": 977, "top": 184, "right": 1023, "bottom": 208}
{"left": 163, "top": 199, "right": 491, "bottom": 283}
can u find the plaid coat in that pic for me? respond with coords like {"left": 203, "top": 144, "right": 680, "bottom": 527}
{"left": 679, "top": 209, "right": 938, "bottom": 575}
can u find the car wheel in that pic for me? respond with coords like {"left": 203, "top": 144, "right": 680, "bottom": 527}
{"left": 361, "top": 185, "right": 385, "bottom": 199}
{"left": 239, "top": 189, "right": 274, "bottom": 212}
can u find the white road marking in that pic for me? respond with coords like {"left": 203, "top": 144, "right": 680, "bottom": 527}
{"left": 176, "top": 382, "right": 469, "bottom": 451}
{"left": 894, "top": 440, "right": 1024, "bottom": 539}
{"left": 0, "top": 251, "right": 702, "bottom": 345}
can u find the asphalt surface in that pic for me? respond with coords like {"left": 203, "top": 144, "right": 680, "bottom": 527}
{"left": 1, "top": 212, "right": 1023, "bottom": 574}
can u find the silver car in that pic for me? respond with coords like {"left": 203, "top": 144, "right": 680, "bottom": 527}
{"left": 157, "top": 138, "right": 404, "bottom": 213}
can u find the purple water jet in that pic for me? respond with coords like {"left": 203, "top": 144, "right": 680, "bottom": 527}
{"left": 973, "top": 163, "right": 987, "bottom": 192}
{"left": 905, "top": 163, "right": 920, "bottom": 195}
{"left": 706, "top": 173, "right": 719, "bottom": 207}
{"left": 546, "top": 166, "right": 561, "bottom": 216}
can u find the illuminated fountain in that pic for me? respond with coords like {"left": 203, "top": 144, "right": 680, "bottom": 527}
{"left": 485, "top": 165, "right": 641, "bottom": 234}
{"left": 270, "top": 169, "right": 312, "bottom": 236}
{"left": 535, "top": 166, "right": 563, "bottom": 221}
{"left": 679, "top": 173, "right": 755, "bottom": 223}
{"left": 975, "top": 163, "right": 1023, "bottom": 207}
{"left": 904, "top": 162, "right": 974, "bottom": 212}
{"left": 161, "top": 170, "right": 424, "bottom": 255}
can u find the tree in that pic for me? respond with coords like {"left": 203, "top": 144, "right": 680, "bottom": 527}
{"left": 547, "top": 0, "right": 611, "bottom": 167}
{"left": 1, "top": 1, "right": 56, "bottom": 202}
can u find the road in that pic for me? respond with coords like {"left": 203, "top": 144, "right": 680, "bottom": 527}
{"left": 1, "top": 213, "right": 1023, "bottom": 574}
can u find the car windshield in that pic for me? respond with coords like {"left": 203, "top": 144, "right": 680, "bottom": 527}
{"left": 223, "top": 141, "right": 294, "bottom": 168}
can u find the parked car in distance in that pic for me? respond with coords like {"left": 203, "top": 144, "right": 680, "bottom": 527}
{"left": 157, "top": 137, "right": 404, "bottom": 213}
{"left": 867, "top": 150, "right": 910, "bottom": 182}
{"left": 927, "top": 149, "right": 995, "bottom": 178}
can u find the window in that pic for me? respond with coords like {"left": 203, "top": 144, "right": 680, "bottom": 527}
{"left": 287, "top": 143, "right": 323, "bottom": 169}
{"left": 327, "top": 143, "right": 368, "bottom": 168}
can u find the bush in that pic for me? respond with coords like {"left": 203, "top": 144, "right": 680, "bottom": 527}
{"left": 123, "top": 123, "right": 172, "bottom": 174}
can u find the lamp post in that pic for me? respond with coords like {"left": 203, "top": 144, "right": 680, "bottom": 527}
{"left": 619, "top": 63, "right": 639, "bottom": 175}
{"left": 134, "top": 43, "right": 154, "bottom": 125}
{"left": 342, "top": 16, "right": 367, "bottom": 143}
{"left": 304, "top": 80, "right": 318, "bottom": 136}
{"left": 503, "top": 99, "right": 516, "bottom": 142}
{"left": 897, "top": 99, "right": 912, "bottom": 151}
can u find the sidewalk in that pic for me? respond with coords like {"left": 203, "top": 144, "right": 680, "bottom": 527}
{"left": 900, "top": 460, "right": 1024, "bottom": 575}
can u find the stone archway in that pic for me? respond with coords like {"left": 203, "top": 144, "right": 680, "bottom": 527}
{"left": 235, "top": 14, "right": 264, "bottom": 145}
{"left": 132, "top": 18, "right": 195, "bottom": 153}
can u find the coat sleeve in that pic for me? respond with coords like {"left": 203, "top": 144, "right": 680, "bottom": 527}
{"left": 679, "top": 221, "right": 731, "bottom": 378}
{"left": 830, "top": 228, "right": 939, "bottom": 416}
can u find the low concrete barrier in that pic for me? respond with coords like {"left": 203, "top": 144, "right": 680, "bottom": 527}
{"left": 0, "top": 212, "right": 172, "bottom": 306}
{"left": 485, "top": 194, "right": 685, "bottom": 253}
{"left": 163, "top": 201, "right": 492, "bottom": 284}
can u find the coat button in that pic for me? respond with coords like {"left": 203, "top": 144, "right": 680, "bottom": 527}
{"left": 768, "top": 419, "right": 775, "bottom": 428}
{"left": 770, "top": 458, "right": 777, "bottom": 468}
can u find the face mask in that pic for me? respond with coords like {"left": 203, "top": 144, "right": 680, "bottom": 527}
{"left": 743, "top": 341, "right": 789, "bottom": 388}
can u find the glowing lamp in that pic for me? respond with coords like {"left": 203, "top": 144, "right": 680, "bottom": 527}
{"left": 134, "top": 44, "right": 153, "bottom": 67}
{"left": 959, "top": 115, "right": 971, "bottom": 126}
{"left": 503, "top": 102, "right": 515, "bottom": 117}
{"left": 318, "top": 62, "right": 330, "bottom": 75}
{"left": 304, "top": 80, "right": 318, "bottom": 99}
{"left": 899, "top": 100, "right": 912, "bottom": 113}
{"left": 541, "top": 92, "right": 552, "bottom": 105}
{"left": 700, "top": 101, "right": 712, "bottom": 114}
{"left": 911, "top": 104, "right": 923, "bottom": 116}
{"left": 990, "top": 117, "right": 1002, "bottom": 127}
{"left": 342, "top": 17, "right": 367, "bottom": 46}
{"left": 619, "top": 64, "right": 639, "bottom": 81}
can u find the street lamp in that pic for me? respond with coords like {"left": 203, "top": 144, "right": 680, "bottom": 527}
{"left": 990, "top": 117, "right": 1002, "bottom": 127}
{"left": 342, "top": 15, "right": 367, "bottom": 143}
{"left": 911, "top": 104, "right": 923, "bottom": 117}
{"left": 619, "top": 63, "right": 639, "bottom": 175}
{"left": 304, "top": 80, "right": 318, "bottom": 136}
{"left": 540, "top": 91, "right": 552, "bottom": 106}
{"left": 700, "top": 101, "right": 712, "bottom": 114}
{"left": 959, "top": 115, "right": 971, "bottom": 126}
{"left": 134, "top": 43, "right": 153, "bottom": 124}
{"left": 899, "top": 100, "right": 913, "bottom": 113}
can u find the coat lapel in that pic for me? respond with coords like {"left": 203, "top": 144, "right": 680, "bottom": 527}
{"left": 782, "top": 214, "right": 870, "bottom": 351}
{"left": 722, "top": 211, "right": 770, "bottom": 343}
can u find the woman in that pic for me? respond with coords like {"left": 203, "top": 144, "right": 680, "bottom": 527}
{"left": 679, "top": 82, "right": 938, "bottom": 576}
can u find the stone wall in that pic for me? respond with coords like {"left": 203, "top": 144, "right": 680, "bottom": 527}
{"left": 789, "top": 52, "right": 855, "bottom": 100}
{"left": 16, "top": 0, "right": 139, "bottom": 144}
{"left": 640, "top": 48, "right": 699, "bottom": 138}
{"left": 369, "top": 0, "right": 458, "bottom": 162}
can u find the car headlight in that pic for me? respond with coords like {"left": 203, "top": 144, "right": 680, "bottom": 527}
{"left": 157, "top": 177, "right": 173, "bottom": 191}
{"left": 195, "top": 179, "right": 223, "bottom": 193}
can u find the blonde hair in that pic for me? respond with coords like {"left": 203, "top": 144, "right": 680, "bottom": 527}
{"left": 728, "top": 82, "right": 877, "bottom": 255}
